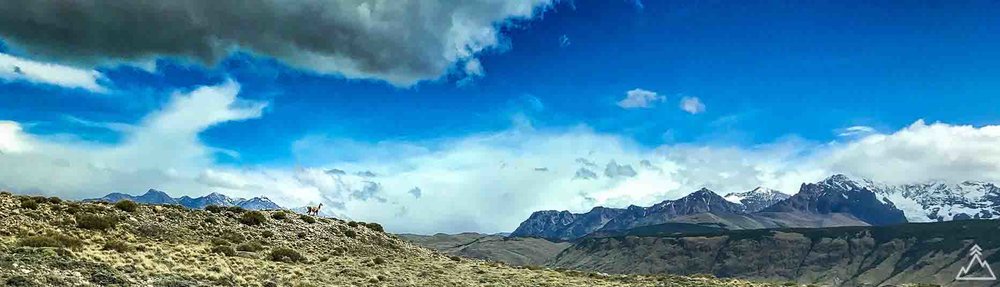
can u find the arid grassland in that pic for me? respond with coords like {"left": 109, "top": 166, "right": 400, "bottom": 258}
{"left": 0, "top": 192, "right": 781, "bottom": 286}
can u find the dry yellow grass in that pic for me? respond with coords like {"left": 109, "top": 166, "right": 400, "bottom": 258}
{"left": 0, "top": 192, "right": 787, "bottom": 286}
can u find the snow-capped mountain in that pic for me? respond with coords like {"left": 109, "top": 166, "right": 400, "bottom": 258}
{"left": 763, "top": 175, "right": 908, "bottom": 226}
{"left": 723, "top": 187, "right": 792, "bottom": 213}
{"left": 88, "top": 190, "right": 283, "bottom": 211}
{"left": 861, "top": 179, "right": 1000, "bottom": 222}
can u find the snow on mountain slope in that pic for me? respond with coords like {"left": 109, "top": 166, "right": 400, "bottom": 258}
{"left": 723, "top": 187, "right": 791, "bottom": 213}
{"left": 862, "top": 179, "right": 1000, "bottom": 222}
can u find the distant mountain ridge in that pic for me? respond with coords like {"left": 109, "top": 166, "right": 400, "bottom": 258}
{"left": 87, "top": 189, "right": 282, "bottom": 211}
{"left": 511, "top": 175, "right": 918, "bottom": 241}
{"left": 512, "top": 187, "right": 776, "bottom": 241}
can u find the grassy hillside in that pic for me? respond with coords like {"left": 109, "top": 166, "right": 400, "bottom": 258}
{"left": 0, "top": 192, "right": 782, "bottom": 286}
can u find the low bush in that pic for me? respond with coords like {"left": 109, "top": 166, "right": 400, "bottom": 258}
{"left": 18, "top": 234, "right": 84, "bottom": 249}
{"left": 19, "top": 199, "right": 39, "bottom": 210}
{"left": 236, "top": 241, "right": 265, "bottom": 252}
{"left": 365, "top": 222, "right": 384, "bottom": 233}
{"left": 76, "top": 214, "right": 119, "bottom": 231}
{"left": 47, "top": 197, "right": 63, "bottom": 204}
{"left": 205, "top": 205, "right": 224, "bottom": 213}
{"left": 210, "top": 245, "right": 236, "bottom": 257}
{"left": 269, "top": 247, "right": 305, "bottom": 263}
{"left": 347, "top": 221, "right": 359, "bottom": 228}
{"left": 220, "top": 230, "right": 245, "bottom": 244}
{"left": 344, "top": 229, "right": 357, "bottom": 238}
{"left": 261, "top": 230, "right": 275, "bottom": 238}
{"left": 271, "top": 211, "right": 288, "bottom": 220}
{"left": 226, "top": 206, "right": 246, "bottom": 214}
{"left": 239, "top": 211, "right": 267, "bottom": 226}
{"left": 102, "top": 240, "right": 134, "bottom": 253}
{"left": 300, "top": 214, "right": 316, "bottom": 224}
{"left": 373, "top": 257, "right": 386, "bottom": 265}
{"left": 114, "top": 200, "right": 138, "bottom": 212}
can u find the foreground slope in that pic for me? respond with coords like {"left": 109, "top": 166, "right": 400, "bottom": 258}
{"left": 0, "top": 192, "right": 776, "bottom": 287}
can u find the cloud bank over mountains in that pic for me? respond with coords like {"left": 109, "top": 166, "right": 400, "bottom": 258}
{"left": 1, "top": 81, "right": 1000, "bottom": 234}
{"left": 0, "top": 0, "right": 555, "bottom": 86}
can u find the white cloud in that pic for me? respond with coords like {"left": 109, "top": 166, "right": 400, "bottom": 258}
{"left": 3, "top": 86, "right": 1000, "bottom": 235}
{"left": 559, "top": 34, "right": 571, "bottom": 48}
{"left": 0, "top": 53, "right": 107, "bottom": 92}
{"left": 679, "top": 96, "right": 706, "bottom": 114}
{"left": 837, "top": 125, "right": 877, "bottom": 137}
{"left": 822, "top": 120, "right": 1000, "bottom": 184}
{"left": 617, "top": 88, "right": 664, "bottom": 109}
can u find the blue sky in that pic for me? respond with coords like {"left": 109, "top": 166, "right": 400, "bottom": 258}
{"left": 1, "top": 0, "right": 999, "bottom": 233}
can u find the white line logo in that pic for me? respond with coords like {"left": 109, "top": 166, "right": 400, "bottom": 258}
{"left": 956, "top": 244, "right": 996, "bottom": 281}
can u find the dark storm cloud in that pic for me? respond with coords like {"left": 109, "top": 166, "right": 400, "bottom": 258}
{"left": 0, "top": 0, "right": 553, "bottom": 86}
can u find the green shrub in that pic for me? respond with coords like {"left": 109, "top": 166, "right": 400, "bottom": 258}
{"left": 205, "top": 205, "right": 224, "bottom": 213}
{"left": 271, "top": 211, "right": 288, "bottom": 220}
{"left": 210, "top": 245, "right": 236, "bottom": 257}
{"left": 220, "top": 230, "right": 245, "bottom": 244}
{"left": 365, "top": 222, "right": 384, "bottom": 233}
{"left": 102, "top": 240, "right": 134, "bottom": 253}
{"left": 296, "top": 232, "right": 307, "bottom": 239}
{"left": 300, "top": 214, "right": 316, "bottom": 224}
{"left": 114, "top": 200, "right": 138, "bottom": 212}
{"left": 261, "top": 230, "right": 275, "bottom": 238}
{"left": 239, "top": 211, "right": 267, "bottom": 226}
{"left": 5, "top": 276, "right": 33, "bottom": 287}
{"left": 31, "top": 196, "right": 48, "bottom": 203}
{"left": 18, "top": 234, "right": 84, "bottom": 249}
{"left": 347, "top": 221, "right": 359, "bottom": 227}
{"left": 204, "top": 217, "right": 218, "bottom": 224}
{"left": 373, "top": 257, "right": 386, "bottom": 265}
{"left": 269, "top": 247, "right": 305, "bottom": 263}
{"left": 0, "top": 191, "right": 10, "bottom": 196}
{"left": 210, "top": 238, "right": 231, "bottom": 246}
{"left": 47, "top": 197, "right": 63, "bottom": 204}
{"left": 76, "top": 214, "right": 119, "bottom": 231}
{"left": 19, "top": 200, "right": 39, "bottom": 210}
{"left": 236, "top": 241, "right": 265, "bottom": 252}
{"left": 226, "top": 206, "right": 246, "bottom": 213}
{"left": 449, "top": 255, "right": 462, "bottom": 262}
{"left": 344, "top": 229, "right": 357, "bottom": 238}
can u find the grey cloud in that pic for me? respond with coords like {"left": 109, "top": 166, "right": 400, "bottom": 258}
{"left": 604, "top": 160, "right": 637, "bottom": 178}
{"left": 408, "top": 187, "right": 422, "bottom": 199}
{"left": 533, "top": 167, "right": 549, "bottom": 172}
{"left": 573, "top": 168, "right": 598, "bottom": 180}
{"left": 356, "top": 171, "right": 377, "bottom": 177}
{"left": 575, "top": 158, "right": 597, "bottom": 167}
{"left": 0, "top": 0, "right": 554, "bottom": 86}
{"left": 351, "top": 181, "right": 387, "bottom": 202}
{"left": 325, "top": 169, "right": 346, "bottom": 175}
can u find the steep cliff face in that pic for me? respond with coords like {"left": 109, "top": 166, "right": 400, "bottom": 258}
{"left": 510, "top": 207, "right": 626, "bottom": 241}
{"left": 550, "top": 220, "right": 1000, "bottom": 286}
{"left": 763, "top": 175, "right": 907, "bottom": 226}
{"left": 599, "top": 188, "right": 747, "bottom": 232}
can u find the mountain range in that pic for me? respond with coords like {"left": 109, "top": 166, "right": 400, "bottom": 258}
{"left": 510, "top": 174, "right": 995, "bottom": 241}
{"left": 86, "top": 189, "right": 282, "bottom": 211}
